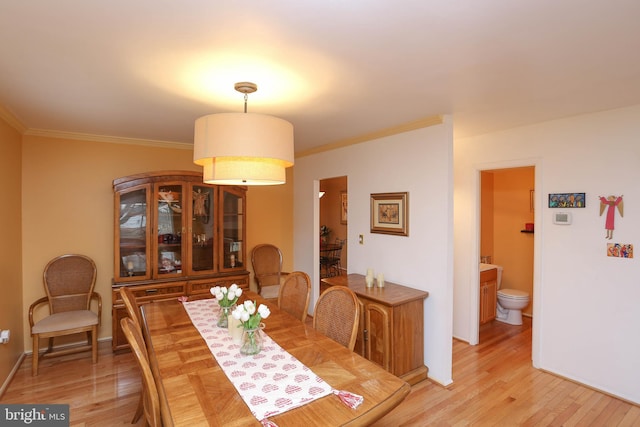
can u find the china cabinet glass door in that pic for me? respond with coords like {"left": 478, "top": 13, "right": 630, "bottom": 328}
{"left": 189, "top": 184, "right": 216, "bottom": 274}
{"left": 221, "top": 187, "right": 245, "bottom": 270}
{"left": 116, "top": 186, "right": 150, "bottom": 280}
{"left": 156, "top": 184, "right": 185, "bottom": 277}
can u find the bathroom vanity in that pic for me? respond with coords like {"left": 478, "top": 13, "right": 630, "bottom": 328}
{"left": 479, "top": 266, "right": 497, "bottom": 324}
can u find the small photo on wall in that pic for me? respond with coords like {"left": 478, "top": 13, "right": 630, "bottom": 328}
{"left": 607, "top": 243, "right": 633, "bottom": 258}
{"left": 548, "top": 192, "right": 585, "bottom": 208}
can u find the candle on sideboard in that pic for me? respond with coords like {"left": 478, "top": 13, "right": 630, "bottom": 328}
{"left": 366, "top": 268, "right": 374, "bottom": 278}
{"left": 377, "top": 273, "right": 385, "bottom": 288}
{"left": 365, "top": 275, "right": 374, "bottom": 288}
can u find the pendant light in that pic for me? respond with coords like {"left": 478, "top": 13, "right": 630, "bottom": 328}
{"left": 193, "top": 82, "right": 294, "bottom": 185}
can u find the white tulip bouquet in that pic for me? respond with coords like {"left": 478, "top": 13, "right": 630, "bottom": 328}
{"left": 232, "top": 300, "right": 271, "bottom": 354}
{"left": 231, "top": 300, "right": 271, "bottom": 330}
{"left": 210, "top": 283, "right": 242, "bottom": 308}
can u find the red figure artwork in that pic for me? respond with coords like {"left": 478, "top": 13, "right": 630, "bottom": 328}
{"left": 599, "top": 195, "right": 623, "bottom": 239}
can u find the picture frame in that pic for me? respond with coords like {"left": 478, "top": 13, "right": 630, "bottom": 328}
{"left": 548, "top": 192, "right": 586, "bottom": 208}
{"left": 340, "top": 191, "right": 348, "bottom": 224}
{"left": 370, "top": 192, "right": 408, "bottom": 236}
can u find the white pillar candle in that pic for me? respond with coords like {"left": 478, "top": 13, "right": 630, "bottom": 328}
{"left": 366, "top": 268, "right": 374, "bottom": 278}
{"left": 228, "top": 315, "right": 244, "bottom": 344}
{"left": 377, "top": 273, "right": 385, "bottom": 288}
{"left": 365, "top": 274, "right": 374, "bottom": 288}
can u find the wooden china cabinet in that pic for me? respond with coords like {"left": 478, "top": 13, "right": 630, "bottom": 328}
{"left": 111, "top": 170, "right": 248, "bottom": 351}
{"left": 321, "top": 274, "right": 429, "bottom": 385}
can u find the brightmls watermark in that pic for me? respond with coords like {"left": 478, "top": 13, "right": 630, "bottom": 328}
{"left": 0, "top": 404, "right": 69, "bottom": 426}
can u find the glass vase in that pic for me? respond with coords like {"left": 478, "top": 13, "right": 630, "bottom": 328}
{"left": 217, "top": 304, "right": 236, "bottom": 328}
{"left": 240, "top": 323, "right": 264, "bottom": 355}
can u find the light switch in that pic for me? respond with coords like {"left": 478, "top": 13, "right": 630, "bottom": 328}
{"left": 0, "top": 330, "right": 9, "bottom": 344}
{"left": 359, "top": 234, "right": 364, "bottom": 244}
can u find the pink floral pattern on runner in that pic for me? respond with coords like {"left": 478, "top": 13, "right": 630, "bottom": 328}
{"left": 182, "top": 298, "right": 333, "bottom": 421}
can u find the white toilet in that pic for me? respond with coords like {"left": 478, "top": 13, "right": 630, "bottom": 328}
{"left": 493, "top": 265, "right": 530, "bottom": 325}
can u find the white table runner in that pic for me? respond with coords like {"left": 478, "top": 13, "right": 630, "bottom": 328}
{"left": 181, "top": 298, "right": 334, "bottom": 422}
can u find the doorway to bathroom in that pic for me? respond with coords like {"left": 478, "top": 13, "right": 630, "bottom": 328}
{"left": 479, "top": 166, "right": 534, "bottom": 344}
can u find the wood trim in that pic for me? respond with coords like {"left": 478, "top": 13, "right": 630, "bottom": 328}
{"left": 23, "top": 128, "right": 192, "bottom": 149}
{"left": 0, "top": 104, "right": 27, "bottom": 134}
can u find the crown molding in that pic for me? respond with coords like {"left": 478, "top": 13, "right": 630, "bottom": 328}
{"left": 296, "top": 115, "right": 444, "bottom": 158}
{"left": 0, "top": 105, "right": 27, "bottom": 134}
{"left": 9, "top": 114, "right": 444, "bottom": 155}
{"left": 23, "top": 128, "right": 192, "bottom": 150}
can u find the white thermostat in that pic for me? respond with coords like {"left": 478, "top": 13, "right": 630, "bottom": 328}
{"left": 553, "top": 212, "right": 572, "bottom": 225}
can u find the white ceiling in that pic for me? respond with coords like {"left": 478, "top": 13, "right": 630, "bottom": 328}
{"left": 1, "top": 1, "right": 640, "bottom": 154}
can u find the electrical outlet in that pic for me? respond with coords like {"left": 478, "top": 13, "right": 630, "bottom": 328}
{"left": 359, "top": 234, "right": 364, "bottom": 244}
{"left": 0, "top": 330, "right": 9, "bottom": 344}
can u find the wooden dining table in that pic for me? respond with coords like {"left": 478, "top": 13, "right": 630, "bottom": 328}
{"left": 140, "top": 291, "right": 410, "bottom": 426}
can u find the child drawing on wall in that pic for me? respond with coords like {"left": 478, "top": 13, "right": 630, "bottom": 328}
{"left": 599, "top": 195, "right": 623, "bottom": 239}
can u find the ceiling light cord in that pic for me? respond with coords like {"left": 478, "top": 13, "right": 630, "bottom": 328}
{"left": 234, "top": 81, "right": 257, "bottom": 114}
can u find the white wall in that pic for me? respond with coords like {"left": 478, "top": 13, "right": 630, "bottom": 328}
{"left": 454, "top": 104, "right": 640, "bottom": 404}
{"left": 294, "top": 117, "right": 454, "bottom": 385}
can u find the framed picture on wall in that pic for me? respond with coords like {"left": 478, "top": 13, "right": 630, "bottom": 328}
{"left": 340, "top": 192, "right": 348, "bottom": 224}
{"left": 548, "top": 192, "right": 586, "bottom": 208}
{"left": 370, "top": 192, "right": 409, "bottom": 236}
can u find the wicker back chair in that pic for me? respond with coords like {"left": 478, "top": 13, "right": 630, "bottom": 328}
{"left": 278, "top": 271, "right": 311, "bottom": 322}
{"left": 251, "top": 244, "right": 288, "bottom": 299}
{"left": 29, "top": 254, "right": 101, "bottom": 376}
{"left": 312, "top": 286, "right": 360, "bottom": 351}
{"left": 121, "top": 317, "right": 162, "bottom": 427}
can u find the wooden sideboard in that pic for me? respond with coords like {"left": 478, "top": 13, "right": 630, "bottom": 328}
{"left": 321, "top": 274, "right": 429, "bottom": 385}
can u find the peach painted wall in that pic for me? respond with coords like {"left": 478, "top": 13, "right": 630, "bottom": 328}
{"left": 0, "top": 117, "right": 23, "bottom": 387}
{"left": 19, "top": 134, "right": 293, "bottom": 351}
{"left": 246, "top": 167, "right": 294, "bottom": 279}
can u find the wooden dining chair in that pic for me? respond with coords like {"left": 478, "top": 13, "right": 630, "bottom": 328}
{"left": 121, "top": 317, "right": 162, "bottom": 427}
{"left": 120, "top": 287, "right": 145, "bottom": 424}
{"left": 120, "top": 286, "right": 142, "bottom": 329}
{"left": 312, "top": 286, "right": 360, "bottom": 351}
{"left": 278, "top": 271, "right": 311, "bottom": 322}
{"left": 251, "top": 244, "right": 289, "bottom": 300}
{"left": 29, "top": 254, "right": 101, "bottom": 376}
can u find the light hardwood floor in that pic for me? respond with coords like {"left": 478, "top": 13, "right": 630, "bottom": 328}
{"left": 2, "top": 318, "right": 638, "bottom": 426}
